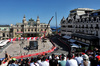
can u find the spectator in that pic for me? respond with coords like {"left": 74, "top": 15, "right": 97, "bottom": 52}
{"left": 37, "top": 55, "right": 42, "bottom": 65}
{"left": 96, "top": 52, "right": 100, "bottom": 66}
{"left": 59, "top": 56, "right": 66, "bottom": 66}
{"left": 56, "top": 55, "right": 60, "bottom": 63}
{"left": 9, "top": 58, "right": 18, "bottom": 66}
{"left": 20, "top": 59, "right": 29, "bottom": 66}
{"left": 66, "top": 54, "right": 78, "bottom": 66}
{"left": 90, "top": 54, "right": 97, "bottom": 66}
{"left": 61, "top": 54, "right": 66, "bottom": 61}
{"left": 75, "top": 53, "right": 83, "bottom": 66}
{"left": 49, "top": 54, "right": 58, "bottom": 66}
{"left": 40, "top": 56, "right": 49, "bottom": 66}
{"left": 81, "top": 54, "right": 90, "bottom": 66}
{"left": 30, "top": 58, "right": 34, "bottom": 66}
{"left": 33, "top": 58, "right": 39, "bottom": 66}
{"left": 0, "top": 53, "right": 11, "bottom": 66}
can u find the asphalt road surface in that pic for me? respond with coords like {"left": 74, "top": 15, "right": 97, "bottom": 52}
{"left": 47, "top": 35, "right": 69, "bottom": 56}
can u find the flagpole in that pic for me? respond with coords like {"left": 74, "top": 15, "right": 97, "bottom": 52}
{"left": 55, "top": 12, "right": 58, "bottom": 34}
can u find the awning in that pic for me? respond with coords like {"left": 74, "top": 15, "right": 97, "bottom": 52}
{"left": 68, "top": 39, "right": 76, "bottom": 42}
{"left": 70, "top": 43, "right": 80, "bottom": 48}
{"left": 72, "top": 34, "right": 99, "bottom": 41}
{"left": 62, "top": 35, "right": 71, "bottom": 39}
{"left": 77, "top": 41, "right": 89, "bottom": 46}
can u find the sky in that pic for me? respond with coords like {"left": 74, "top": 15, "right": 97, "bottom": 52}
{"left": 0, "top": 0, "right": 100, "bottom": 27}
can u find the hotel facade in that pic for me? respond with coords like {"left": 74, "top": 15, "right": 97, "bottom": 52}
{"left": 61, "top": 8, "right": 100, "bottom": 46}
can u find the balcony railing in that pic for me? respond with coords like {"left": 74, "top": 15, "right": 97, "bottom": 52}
{"left": 95, "top": 27, "right": 99, "bottom": 29}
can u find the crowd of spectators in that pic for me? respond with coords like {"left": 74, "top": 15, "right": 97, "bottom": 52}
{"left": 1, "top": 47, "right": 100, "bottom": 66}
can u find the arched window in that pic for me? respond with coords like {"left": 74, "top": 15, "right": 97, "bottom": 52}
{"left": 86, "top": 18, "right": 89, "bottom": 23}
{"left": 96, "top": 17, "right": 99, "bottom": 22}
{"left": 89, "top": 18, "right": 91, "bottom": 21}
{"left": 17, "top": 29, "right": 19, "bottom": 32}
{"left": 91, "top": 17, "right": 94, "bottom": 22}
{"left": 31, "top": 29, "right": 33, "bottom": 31}
{"left": 96, "top": 31, "right": 98, "bottom": 36}
{"left": 35, "top": 29, "right": 36, "bottom": 31}
{"left": 79, "top": 19, "right": 82, "bottom": 22}
{"left": 28, "top": 29, "right": 30, "bottom": 31}
{"left": 3, "top": 33, "right": 5, "bottom": 37}
{"left": 94, "top": 17, "right": 96, "bottom": 21}
{"left": 41, "top": 29, "right": 43, "bottom": 31}
{"left": 82, "top": 19, "right": 84, "bottom": 22}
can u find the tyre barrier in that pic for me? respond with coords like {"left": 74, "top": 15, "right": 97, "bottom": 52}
{"left": 8, "top": 37, "right": 43, "bottom": 42}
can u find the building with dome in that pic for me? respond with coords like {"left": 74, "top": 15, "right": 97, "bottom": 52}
{"left": 10, "top": 16, "right": 52, "bottom": 38}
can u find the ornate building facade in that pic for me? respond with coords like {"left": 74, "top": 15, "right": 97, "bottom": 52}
{"left": 61, "top": 8, "right": 100, "bottom": 46}
{"left": 10, "top": 16, "right": 52, "bottom": 38}
{"left": 0, "top": 25, "right": 10, "bottom": 40}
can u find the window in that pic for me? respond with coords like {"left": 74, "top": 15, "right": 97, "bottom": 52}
{"left": 41, "top": 25, "right": 43, "bottom": 27}
{"left": 62, "top": 30, "right": 66, "bottom": 32}
{"left": 86, "top": 18, "right": 89, "bottom": 22}
{"left": 90, "top": 24, "right": 93, "bottom": 28}
{"left": 61, "top": 26, "right": 66, "bottom": 28}
{"left": 95, "top": 24, "right": 99, "bottom": 29}
{"left": 94, "top": 17, "right": 96, "bottom": 21}
{"left": 21, "top": 29, "right": 23, "bottom": 32}
{"left": 28, "top": 29, "right": 30, "bottom": 31}
{"left": 68, "top": 25, "right": 72, "bottom": 28}
{"left": 79, "top": 25, "right": 80, "bottom": 28}
{"left": 17, "top": 29, "right": 19, "bottom": 32}
{"left": 89, "top": 18, "right": 91, "bottom": 21}
{"left": 3, "top": 33, "right": 5, "bottom": 37}
{"left": 76, "top": 25, "right": 77, "bottom": 28}
{"left": 44, "top": 25, "right": 46, "bottom": 27}
{"left": 78, "top": 19, "right": 79, "bottom": 22}
{"left": 31, "top": 29, "right": 33, "bottom": 31}
{"left": 82, "top": 25, "right": 84, "bottom": 28}
{"left": 86, "top": 25, "right": 88, "bottom": 28}
{"left": 97, "top": 18, "right": 99, "bottom": 22}
{"left": 96, "top": 31, "right": 98, "bottom": 36}
{"left": 25, "top": 29, "right": 26, "bottom": 31}
{"left": 7, "top": 34, "right": 8, "bottom": 37}
{"left": 91, "top": 17, "right": 94, "bottom": 22}
{"left": 62, "top": 21, "right": 65, "bottom": 23}
{"left": 35, "top": 29, "right": 36, "bottom": 31}
{"left": 41, "top": 29, "right": 43, "bottom": 31}
{"left": 4, "top": 28, "right": 6, "bottom": 31}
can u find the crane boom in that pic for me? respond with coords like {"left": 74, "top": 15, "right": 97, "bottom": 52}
{"left": 44, "top": 16, "right": 54, "bottom": 38}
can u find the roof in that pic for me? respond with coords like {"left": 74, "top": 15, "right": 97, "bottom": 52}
{"left": 0, "top": 25, "right": 10, "bottom": 27}
{"left": 62, "top": 35, "right": 71, "bottom": 39}
{"left": 68, "top": 39, "right": 76, "bottom": 42}
{"left": 70, "top": 8, "right": 95, "bottom": 12}
{"left": 92, "top": 9, "right": 100, "bottom": 13}
{"left": 72, "top": 34, "right": 99, "bottom": 41}
{"left": 16, "top": 23, "right": 23, "bottom": 26}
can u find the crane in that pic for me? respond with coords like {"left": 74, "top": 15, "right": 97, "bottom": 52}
{"left": 43, "top": 16, "right": 54, "bottom": 38}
